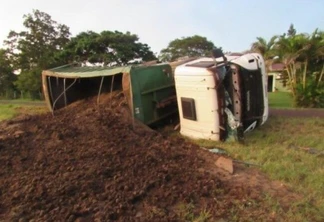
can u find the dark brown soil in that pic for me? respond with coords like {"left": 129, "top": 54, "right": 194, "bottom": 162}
{"left": 0, "top": 92, "right": 303, "bottom": 221}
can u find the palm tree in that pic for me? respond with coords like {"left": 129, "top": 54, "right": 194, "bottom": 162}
{"left": 274, "top": 30, "right": 324, "bottom": 107}
{"left": 274, "top": 33, "right": 310, "bottom": 96}
{"left": 306, "top": 29, "right": 324, "bottom": 87}
{"left": 250, "top": 27, "right": 324, "bottom": 107}
{"left": 275, "top": 30, "right": 324, "bottom": 91}
{"left": 251, "top": 36, "right": 278, "bottom": 71}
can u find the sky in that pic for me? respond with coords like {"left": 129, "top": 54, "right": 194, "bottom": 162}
{"left": 0, "top": 0, "right": 323, "bottom": 54}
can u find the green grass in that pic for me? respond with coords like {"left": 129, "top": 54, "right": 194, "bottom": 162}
{"left": 0, "top": 104, "right": 48, "bottom": 121}
{"left": 175, "top": 203, "right": 211, "bottom": 222}
{"left": 192, "top": 116, "right": 324, "bottom": 221}
{"left": 0, "top": 99, "right": 45, "bottom": 105}
{"left": 0, "top": 104, "right": 20, "bottom": 121}
{"left": 268, "top": 91, "right": 294, "bottom": 108}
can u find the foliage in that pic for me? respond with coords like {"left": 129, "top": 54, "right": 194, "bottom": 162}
{"left": 251, "top": 25, "right": 324, "bottom": 107}
{"left": 159, "top": 35, "right": 215, "bottom": 62}
{"left": 251, "top": 36, "right": 278, "bottom": 59}
{"left": 61, "top": 31, "right": 156, "bottom": 65}
{"left": 1, "top": 9, "right": 158, "bottom": 99}
{"left": 0, "top": 49, "right": 16, "bottom": 98}
{"left": 275, "top": 29, "right": 324, "bottom": 107}
{"left": 5, "top": 9, "right": 71, "bottom": 70}
{"left": 4, "top": 9, "right": 71, "bottom": 99}
{"left": 250, "top": 36, "right": 278, "bottom": 70}
{"left": 287, "top": 24, "right": 297, "bottom": 37}
{"left": 14, "top": 68, "right": 43, "bottom": 99}
{"left": 295, "top": 79, "right": 324, "bottom": 108}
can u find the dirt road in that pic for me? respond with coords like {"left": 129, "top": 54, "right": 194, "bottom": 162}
{"left": 270, "top": 108, "right": 324, "bottom": 118}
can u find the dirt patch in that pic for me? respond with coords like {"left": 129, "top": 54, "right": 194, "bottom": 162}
{"left": 0, "top": 92, "right": 304, "bottom": 221}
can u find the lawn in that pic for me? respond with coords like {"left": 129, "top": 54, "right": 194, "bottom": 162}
{"left": 268, "top": 91, "right": 294, "bottom": 108}
{"left": 0, "top": 104, "right": 48, "bottom": 121}
{"left": 192, "top": 116, "right": 324, "bottom": 221}
{"left": 0, "top": 104, "right": 20, "bottom": 121}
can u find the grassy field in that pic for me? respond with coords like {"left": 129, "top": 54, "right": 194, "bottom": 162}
{"left": 0, "top": 104, "right": 48, "bottom": 121}
{"left": 193, "top": 116, "right": 324, "bottom": 221}
{"left": 268, "top": 91, "right": 294, "bottom": 108}
{"left": 0, "top": 104, "right": 20, "bottom": 121}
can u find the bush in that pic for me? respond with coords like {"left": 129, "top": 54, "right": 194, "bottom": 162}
{"left": 294, "top": 79, "right": 324, "bottom": 108}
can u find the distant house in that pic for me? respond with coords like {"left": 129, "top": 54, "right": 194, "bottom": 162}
{"left": 267, "top": 63, "right": 289, "bottom": 92}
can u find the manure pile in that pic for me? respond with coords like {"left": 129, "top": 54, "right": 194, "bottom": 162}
{"left": 0, "top": 92, "right": 299, "bottom": 221}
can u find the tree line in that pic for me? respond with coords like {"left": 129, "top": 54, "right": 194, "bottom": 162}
{"left": 0, "top": 10, "right": 215, "bottom": 100}
{"left": 0, "top": 10, "right": 323, "bottom": 107}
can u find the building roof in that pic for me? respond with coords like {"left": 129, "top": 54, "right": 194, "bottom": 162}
{"left": 270, "top": 63, "right": 285, "bottom": 71}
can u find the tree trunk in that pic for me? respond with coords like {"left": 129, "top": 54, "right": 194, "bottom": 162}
{"left": 302, "top": 59, "right": 308, "bottom": 89}
{"left": 286, "top": 64, "right": 296, "bottom": 97}
{"left": 318, "top": 63, "right": 324, "bottom": 86}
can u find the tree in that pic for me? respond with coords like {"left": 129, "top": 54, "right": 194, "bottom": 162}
{"left": 306, "top": 29, "right": 324, "bottom": 83}
{"left": 251, "top": 36, "right": 278, "bottom": 57}
{"left": 275, "top": 33, "right": 309, "bottom": 94}
{"left": 0, "top": 49, "right": 16, "bottom": 98}
{"left": 287, "top": 24, "right": 297, "bottom": 37}
{"left": 274, "top": 29, "right": 324, "bottom": 107}
{"left": 4, "top": 9, "right": 71, "bottom": 99}
{"left": 61, "top": 31, "right": 156, "bottom": 66}
{"left": 250, "top": 25, "right": 324, "bottom": 107}
{"left": 14, "top": 68, "right": 42, "bottom": 99}
{"left": 159, "top": 35, "right": 216, "bottom": 62}
{"left": 250, "top": 36, "right": 278, "bottom": 70}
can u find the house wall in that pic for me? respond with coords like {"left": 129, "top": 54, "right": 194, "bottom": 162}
{"left": 268, "top": 72, "right": 289, "bottom": 92}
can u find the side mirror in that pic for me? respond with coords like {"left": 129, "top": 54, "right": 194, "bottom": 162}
{"left": 212, "top": 48, "right": 224, "bottom": 59}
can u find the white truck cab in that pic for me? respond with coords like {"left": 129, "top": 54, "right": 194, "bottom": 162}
{"left": 174, "top": 53, "right": 268, "bottom": 141}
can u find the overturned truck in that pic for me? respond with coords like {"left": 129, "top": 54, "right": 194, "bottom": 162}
{"left": 174, "top": 53, "right": 268, "bottom": 141}
{"left": 42, "top": 52, "right": 268, "bottom": 141}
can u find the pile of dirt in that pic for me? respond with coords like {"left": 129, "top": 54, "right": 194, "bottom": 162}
{"left": 0, "top": 92, "right": 301, "bottom": 221}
